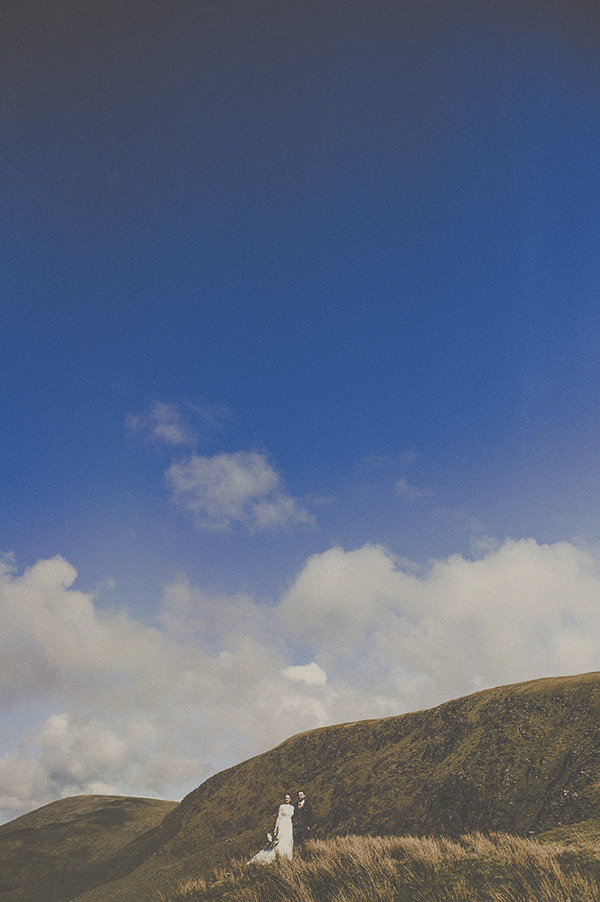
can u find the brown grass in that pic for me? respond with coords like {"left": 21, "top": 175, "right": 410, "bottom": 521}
{"left": 158, "top": 831, "right": 600, "bottom": 902}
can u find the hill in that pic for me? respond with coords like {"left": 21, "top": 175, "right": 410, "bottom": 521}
{"left": 0, "top": 795, "right": 177, "bottom": 902}
{"left": 4, "top": 672, "right": 600, "bottom": 901}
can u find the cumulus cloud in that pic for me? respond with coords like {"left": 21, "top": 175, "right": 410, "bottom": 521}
{"left": 3, "top": 539, "right": 600, "bottom": 822}
{"left": 166, "top": 451, "right": 314, "bottom": 531}
{"left": 280, "top": 539, "right": 600, "bottom": 710}
{"left": 0, "top": 556, "right": 207, "bottom": 817}
{"left": 126, "top": 401, "right": 196, "bottom": 447}
{"left": 127, "top": 402, "right": 308, "bottom": 533}
{"left": 0, "top": 557, "right": 327, "bottom": 821}
{"left": 0, "top": 555, "right": 169, "bottom": 704}
{"left": 283, "top": 662, "right": 327, "bottom": 685}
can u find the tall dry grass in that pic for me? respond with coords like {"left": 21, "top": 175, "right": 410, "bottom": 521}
{"left": 158, "top": 831, "right": 600, "bottom": 902}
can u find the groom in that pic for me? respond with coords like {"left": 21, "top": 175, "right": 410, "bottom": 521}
{"left": 293, "top": 790, "right": 314, "bottom": 846}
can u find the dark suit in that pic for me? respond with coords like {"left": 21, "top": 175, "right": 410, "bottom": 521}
{"left": 293, "top": 798, "right": 313, "bottom": 845}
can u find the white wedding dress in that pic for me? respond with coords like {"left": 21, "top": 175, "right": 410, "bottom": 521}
{"left": 248, "top": 802, "right": 294, "bottom": 864}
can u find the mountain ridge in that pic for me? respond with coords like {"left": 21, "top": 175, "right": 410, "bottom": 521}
{"left": 4, "top": 671, "right": 600, "bottom": 901}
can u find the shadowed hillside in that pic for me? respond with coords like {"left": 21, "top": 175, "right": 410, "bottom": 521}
{"left": 4, "top": 673, "right": 600, "bottom": 902}
{"left": 0, "top": 795, "right": 177, "bottom": 902}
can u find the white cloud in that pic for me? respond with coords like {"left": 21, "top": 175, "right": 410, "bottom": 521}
{"left": 0, "top": 555, "right": 169, "bottom": 702}
{"left": 0, "top": 557, "right": 327, "bottom": 821}
{"left": 280, "top": 538, "right": 600, "bottom": 710}
{"left": 2, "top": 539, "right": 600, "bottom": 822}
{"left": 283, "top": 662, "right": 327, "bottom": 685}
{"left": 126, "top": 402, "right": 196, "bottom": 447}
{"left": 166, "top": 451, "right": 314, "bottom": 531}
{"left": 127, "top": 404, "right": 310, "bottom": 533}
{"left": 281, "top": 545, "right": 398, "bottom": 651}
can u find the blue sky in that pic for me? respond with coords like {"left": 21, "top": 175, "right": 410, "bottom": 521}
{"left": 2, "top": 0, "right": 600, "bottom": 819}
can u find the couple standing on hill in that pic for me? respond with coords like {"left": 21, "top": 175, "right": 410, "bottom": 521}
{"left": 248, "top": 790, "right": 314, "bottom": 864}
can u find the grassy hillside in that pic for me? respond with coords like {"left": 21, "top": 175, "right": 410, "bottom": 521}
{"left": 160, "top": 832, "right": 600, "bottom": 902}
{"left": 5, "top": 672, "right": 600, "bottom": 902}
{"left": 0, "top": 795, "right": 176, "bottom": 902}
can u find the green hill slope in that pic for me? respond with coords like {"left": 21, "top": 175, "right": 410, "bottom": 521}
{"left": 0, "top": 795, "right": 176, "bottom": 902}
{"left": 4, "top": 672, "right": 600, "bottom": 902}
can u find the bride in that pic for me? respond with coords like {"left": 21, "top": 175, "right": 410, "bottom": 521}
{"left": 248, "top": 793, "right": 294, "bottom": 864}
